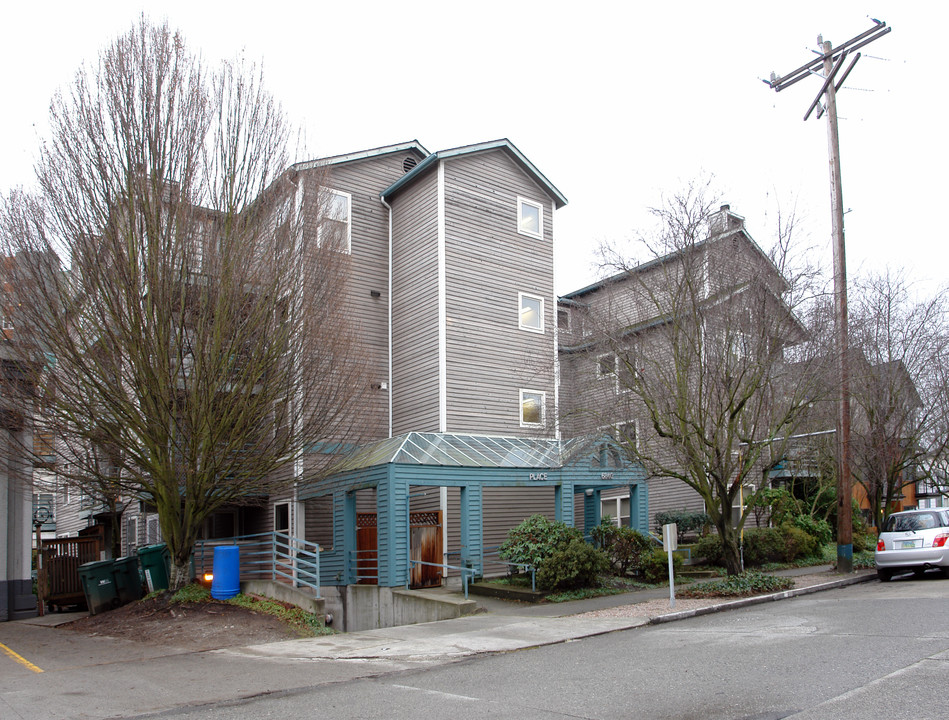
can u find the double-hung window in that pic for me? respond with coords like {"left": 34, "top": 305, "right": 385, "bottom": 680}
{"left": 519, "top": 292, "right": 544, "bottom": 333}
{"left": 319, "top": 188, "right": 352, "bottom": 253}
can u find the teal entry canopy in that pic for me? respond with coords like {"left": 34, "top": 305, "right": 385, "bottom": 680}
{"left": 301, "top": 432, "right": 649, "bottom": 587}
{"left": 328, "top": 432, "right": 614, "bottom": 473}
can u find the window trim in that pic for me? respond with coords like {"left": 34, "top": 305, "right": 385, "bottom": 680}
{"left": 518, "top": 292, "right": 545, "bottom": 333}
{"left": 613, "top": 420, "right": 638, "bottom": 451}
{"left": 519, "top": 388, "right": 546, "bottom": 427}
{"left": 517, "top": 197, "right": 544, "bottom": 239}
{"left": 124, "top": 516, "right": 139, "bottom": 556}
{"left": 557, "top": 308, "right": 570, "bottom": 331}
{"left": 597, "top": 353, "right": 617, "bottom": 379}
{"left": 319, "top": 188, "right": 352, "bottom": 254}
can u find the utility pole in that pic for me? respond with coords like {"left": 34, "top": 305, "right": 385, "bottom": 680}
{"left": 766, "top": 20, "right": 891, "bottom": 574}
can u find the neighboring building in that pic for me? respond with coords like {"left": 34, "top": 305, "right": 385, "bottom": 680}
{"left": 557, "top": 205, "right": 803, "bottom": 527}
{"left": 1, "top": 348, "right": 39, "bottom": 621}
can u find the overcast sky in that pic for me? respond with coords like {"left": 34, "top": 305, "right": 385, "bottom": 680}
{"left": 1, "top": 2, "right": 943, "bottom": 296}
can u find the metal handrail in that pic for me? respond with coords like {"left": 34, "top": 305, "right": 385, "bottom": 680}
{"left": 348, "top": 548, "right": 379, "bottom": 584}
{"left": 408, "top": 559, "right": 480, "bottom": 598}
{"left": 193, "top": 531, "right": 321, "bottom": 598}
{"left": 479, "top": 547, "right": 537, "bottom": 592}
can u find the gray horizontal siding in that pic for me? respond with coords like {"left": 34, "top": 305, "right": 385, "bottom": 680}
{"left": 298, "top": 152, "right": 423, "bottom": 441}
{"left": 442, "top": 150, "right": 557, "bottom": 436}
{"left": 391, "top": 169, "right": 441, "bottom": 434}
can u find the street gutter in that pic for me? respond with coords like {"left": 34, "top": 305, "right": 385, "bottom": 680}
{"left": 648, "top": 570, "right": 877, "bottom": 625}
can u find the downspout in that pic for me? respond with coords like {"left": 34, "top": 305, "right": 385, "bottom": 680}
{"left": 288, "top": 171, "right": 305, "bottom": 569}
{"left": 379, "top": 195, "right": 394, "bottom": 438}
{"left": 551, "top": 198, "right": 560, "bottom": 441}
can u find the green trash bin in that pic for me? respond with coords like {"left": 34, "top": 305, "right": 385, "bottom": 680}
{"left": 78, "top": 559, "right": 119, "bottom": 615}
{"left": 137, "top": 544, "right": 171, "bottom": 593}
{"left": 112, "top": 555, "right": 143, "bottom": 605}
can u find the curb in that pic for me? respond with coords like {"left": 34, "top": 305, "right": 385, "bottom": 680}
{"left": 647, "top": 571, "right": 877, "bottom": 625}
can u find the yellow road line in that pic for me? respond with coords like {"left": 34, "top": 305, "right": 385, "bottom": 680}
{"left": 0, "top": 641, "right": 44, "bottom": 673}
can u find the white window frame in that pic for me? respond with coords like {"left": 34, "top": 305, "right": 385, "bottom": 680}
{"left": 519, "top": 389, "right": 546, "bottom": 427}
{"left": 613, "top": 420, "right": 638, "bottom": 451}
{"left": 517, "top": 197, "right": 544, "bottom": 239}
{"left": 601, "top": 496, "right": 631, "bottom": 528}
{"left": 597, "top": 353, "right": 617, "bottom": 379}
{"left": 557, "top": 308, "right": 570, "bottom": 331}
{"left": 616, "top": 351, "right": 638, "bottom": 393}
{"left": 124, "top": 516, "right": 139, "bottom": 556}
{"left": 146, "top": 514, "right": 162, "bottom": 544}
{"left": 318, "top": 188, "right": 352, "bottom": 254}
{"left": 518, "top": 292, "right": 544, "bottom": 333}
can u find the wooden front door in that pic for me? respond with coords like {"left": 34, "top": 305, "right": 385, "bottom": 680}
{"left": 409, "top": 510, "right": 443, "bottom": 589}
{"left": 355, "top": 513, "right": 378, "bottom": 584}
{"left": 354, "top": 510, "right": 443, "bottom": 588}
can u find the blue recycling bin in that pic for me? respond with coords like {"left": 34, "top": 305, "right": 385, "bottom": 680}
{"left": 210, "top": 545, "right": 240, "bottom": 600}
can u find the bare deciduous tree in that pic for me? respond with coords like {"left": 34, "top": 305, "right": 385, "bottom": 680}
{"left": 1, "top": 20, "right": 373, "bottom": 588}
{"left": 564, "top": 184, "right": 822, "bottom": 575}
{"left": 846, "top": 270, "right": 949, "bottom": 527}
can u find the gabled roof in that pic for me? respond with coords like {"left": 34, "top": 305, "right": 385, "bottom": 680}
{"left": 292, "top": 141, "right": 430, "bottom": 172}
{"left": 327, "top": 431, "right": 606, "bottom": 473}
{"left": 560, "top": 207, "right": 786, "bottom": 301}
{"left": 380, "top": 139, "right": 568, "bottom": 209}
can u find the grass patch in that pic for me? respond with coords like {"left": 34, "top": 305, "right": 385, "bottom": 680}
{"left": 679, "top": 571, "right": 794, "bottom": 599}
{"left": 482, "top": 574, "right": 535, "bottom": 588}
{"left": 227, "top": 593, "right": 333, "bottom": 636}
{"left": 171, "top": 583, "right": 210, "bottom": 604}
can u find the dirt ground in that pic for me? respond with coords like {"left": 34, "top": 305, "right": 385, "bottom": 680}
{"left": 60, "top": 593, "right": 310, "bottom": 652}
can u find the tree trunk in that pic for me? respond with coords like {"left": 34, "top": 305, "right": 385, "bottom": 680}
{"left": 721, "top": 532, "right": 742, "bottom": 576}
{"left": 170, "top": 558, "right": 191, "bottom": 591}
{"left": 108, "top": 502, "right": 122, "bottom": 559}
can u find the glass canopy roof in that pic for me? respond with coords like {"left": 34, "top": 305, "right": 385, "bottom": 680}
{"left": 330, "top": 432, "right": 597, "bottom": 473}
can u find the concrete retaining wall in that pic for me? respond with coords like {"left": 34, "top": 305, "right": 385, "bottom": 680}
{"left": 334, "top": 585, "right": 477, "bottom": 632}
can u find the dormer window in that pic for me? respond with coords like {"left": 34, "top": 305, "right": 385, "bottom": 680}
{"left": 517, "top": 197, "right": 543, "bottom": 238}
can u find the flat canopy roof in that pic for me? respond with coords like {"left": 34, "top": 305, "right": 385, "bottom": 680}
{"left": 329, "top": 432, "right": 601, "bottom": 473}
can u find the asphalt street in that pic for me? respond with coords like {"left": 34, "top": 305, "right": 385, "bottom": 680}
{"left": 1, "top": 571, "right": 945, "bottom": 719}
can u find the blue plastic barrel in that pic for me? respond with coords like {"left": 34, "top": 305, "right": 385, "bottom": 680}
{"left": 210, "top": 546, "right": 240, "bottom": 600}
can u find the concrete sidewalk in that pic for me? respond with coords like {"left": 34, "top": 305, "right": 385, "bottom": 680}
{"left": 220, "top": 567, "right": 877, "bottom": 662}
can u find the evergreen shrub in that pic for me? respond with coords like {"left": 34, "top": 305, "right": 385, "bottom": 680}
{"left": 590, "top": 518, "right": 654, "bottom": 575}
{"left": 499, "top": 514, "right": 582, "bottom": 569}
{"left": 536, "top": 539, "right": 610, "bottom": 591}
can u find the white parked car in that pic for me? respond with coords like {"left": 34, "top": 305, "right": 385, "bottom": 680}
{"left": 875, "top": 509, "right": 949, "bottom": 581}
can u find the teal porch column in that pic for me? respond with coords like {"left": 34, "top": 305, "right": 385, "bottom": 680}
{"left": 583, "top": 488, "right": 602, "bottom": 537}
{"left": 458, "top": 484, "right": 483, "bottom": 572}
{"left": 629, "top": 482, "right": 648, "bottom": 532}
{"left": 342, "top": 490, "right": 357, "bottom": 585}
{"left": 376, "top": 466, "right": 408, "bottom": 587}
{"left": 555, "top": 482, "right": 575, "bottom": 526}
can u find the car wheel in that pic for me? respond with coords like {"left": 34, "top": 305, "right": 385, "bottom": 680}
{"left": 877, "top": 568, "right": 893, "bottom": 582}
